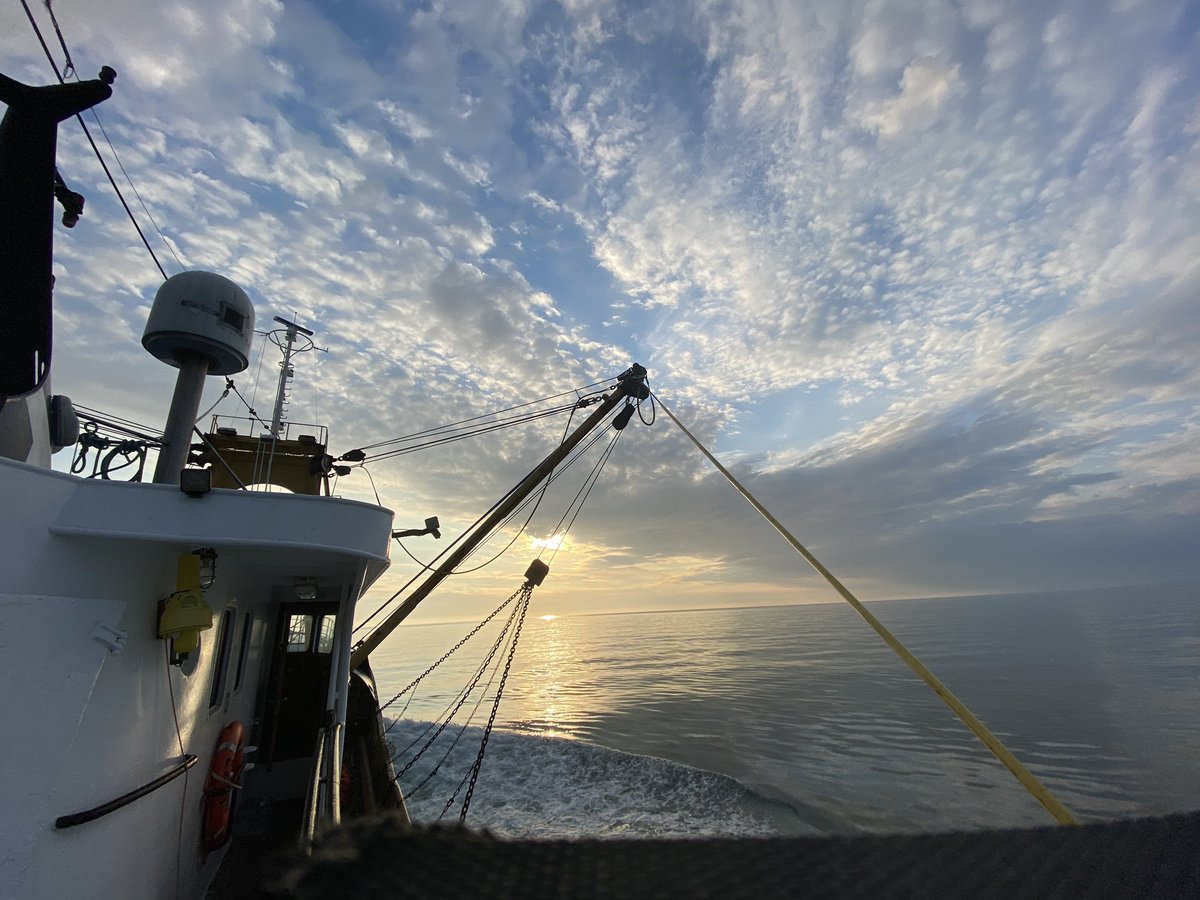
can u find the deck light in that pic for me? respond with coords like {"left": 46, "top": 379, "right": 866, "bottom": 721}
{"left": 180, "top": 468, "right": 211, "bottom": 497}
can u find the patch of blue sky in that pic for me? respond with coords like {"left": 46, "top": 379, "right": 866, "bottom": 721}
{"left": 492, "top": 203, "right": 632, "bottom": 338}
{"left": 603, "top": 24, "right": 716, "bottom": 140}
{"left": 315, "top": 0, "right": 420, "bottom": 61}
{"left": 713, "top": 382, "right": 892, "bottom": 461}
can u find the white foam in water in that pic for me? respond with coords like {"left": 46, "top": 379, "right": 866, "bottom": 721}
{"left": 387, "top": 718, "right": 782, "bottom": 838}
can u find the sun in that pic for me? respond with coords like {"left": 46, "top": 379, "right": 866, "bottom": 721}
{"left": 540, "top": 614, "right": 558, "bottom": 621}
{"left": 531, "top": 532, "right": 566, "bottom": 552}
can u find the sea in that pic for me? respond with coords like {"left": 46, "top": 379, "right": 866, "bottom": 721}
{"left": 369, "top": 584, "right": 1199, "bottom": 838}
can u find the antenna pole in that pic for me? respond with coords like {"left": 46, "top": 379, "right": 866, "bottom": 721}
{"left": 268, "top": 316, "right": 312, "bottom": 438}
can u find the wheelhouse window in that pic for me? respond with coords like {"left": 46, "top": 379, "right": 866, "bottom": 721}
{"left": 233, "top": 611, "right": 252, "bottom": 692}
{"left": 285, "top": 612, "right": 336, "bottom": 655}
{"left": 286, "top": 614, "right": 314, "bottom": 652}
{"left": 209, "top": 608, "right": 235, "bottom": 709}
{"left": 316, "top": 615, "right": 336, "bottom": 654}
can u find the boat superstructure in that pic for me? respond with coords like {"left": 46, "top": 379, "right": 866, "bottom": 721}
{"left": 0, "top": 64, "right": 651, "bottom": 899}
{"left": 0, "top": 68, "right": 402, "bottom": 898}
{"left": 1, "top": 455, "right": 393, "bottom": 897}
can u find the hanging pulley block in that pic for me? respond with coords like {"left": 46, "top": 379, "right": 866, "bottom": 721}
{"left": 524, "top": 559, "right": 550, "bottom": 587}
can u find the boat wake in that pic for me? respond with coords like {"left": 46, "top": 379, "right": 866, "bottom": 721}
{"left": 387, "top": 718, "right": 798, "bottom": 839}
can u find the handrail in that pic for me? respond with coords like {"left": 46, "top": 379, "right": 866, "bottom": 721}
{"left": 299, "top": 724, "right": 344, "bottom": 852}
{"left": 55, "top": 754, "right": 198, "bottom": 829}
{"left": 330, "top": 723, "right": 343, "bottom": 827}
{"left": 300, "top": 727, "right": 327, "bottom": 852}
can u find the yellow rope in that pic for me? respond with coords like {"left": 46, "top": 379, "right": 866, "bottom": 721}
{"left": 655, "top": 394, "right": 1079, "bottom": 826}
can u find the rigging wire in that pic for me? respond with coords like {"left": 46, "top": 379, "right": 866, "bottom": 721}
{"left": 378, "top": 389, "right": 649, "bottom": 822}
{"left": 547, "top": 428, "right": 623, "bottom": 565}
{"left": 83, "top": 105, "right": 185, "bottom": 272}
{"left": 247, "top": 331, "right": 271, "bottom": 416}
{"left": 353, "top": 407, "right": 621, "bottom": 639}
{"left": 41, "top": 0, "right": 75, "bottom": 77}
{"left": 637, "top": 381, "right": 657, "bottom": 426}
{"left": 379, "top": 416, "right": 609, "bottom": 578}
{"left": 350, "top": 380, "right": 611, "bottom": 455}
{"left": 73, "top": 404, "right": 164, "bottom": 443}
{"left": 422, "top": 398, "right": 583, "bottom": 576}
{"left": 382, "top": 423, "right": 626, "bottom": 713}
{"left": 352, "top": 404, "right": 600, "bottom": 633}
{"left": 357, "top": 461, "right": 384, "bottom": 508}
{"left": 44, "top": 0, "right": 184, "bottom": 271}
{"left": 19, "top": 0, "right": 172, "bottom": 280}
{"left": 42, "top": 0, "right": 185, "bottom": 270}
{"left": 161, "top": 642, "right": 189, "bottom": 900}
{"left": 652, "top": 390, "right": 1080, "bottom": 827}
{"left": 227, "top": 379, "right": 271, "bottom": 432}
{"left": 194, "top": 379, "right": 233, "bottom": 425}
{"left": 351, "top": 403, "right": 580, "bottom": 462}
{"left": 352, "top": 477, "right": 526, "bottom": 636}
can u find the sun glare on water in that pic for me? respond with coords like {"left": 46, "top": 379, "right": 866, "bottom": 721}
{"left": 540, "top": 614, "right": 558, "bottom": 621}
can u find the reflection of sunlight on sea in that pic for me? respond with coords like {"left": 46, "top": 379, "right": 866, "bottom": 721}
{"left": 372, "top": 586, "right": 1200, "bottom": 836}
{"left": 515, "top": 615, "right": 579, "bottom": 740}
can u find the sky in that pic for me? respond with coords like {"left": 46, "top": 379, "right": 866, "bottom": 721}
{"left": 3, "top": 0, "right": 1198, "bottom": 624}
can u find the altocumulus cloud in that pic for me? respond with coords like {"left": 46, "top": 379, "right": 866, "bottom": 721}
{"left": 1, "top": 0, "right": 1196, "bottom": 615}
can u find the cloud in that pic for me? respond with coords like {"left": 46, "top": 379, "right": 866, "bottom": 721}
{"left": 857, "top": 55, "right": 961, "bottom": 137}
{"left": 3, "top": 0, "right": 1196, "bottom": 616}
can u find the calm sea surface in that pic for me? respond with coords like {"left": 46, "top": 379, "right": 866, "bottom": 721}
{"left": 370, "top": 584, "right": 1200, "bottom": 837}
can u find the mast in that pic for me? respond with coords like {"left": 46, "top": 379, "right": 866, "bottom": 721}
{"left": 349, "top": 364, "right": 648, "bottom": 668}
{"left": 268, "top": 315, "right": 314, "bottom": 438}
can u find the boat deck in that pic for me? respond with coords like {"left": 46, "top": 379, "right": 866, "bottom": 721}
{"left": 208, "top": 798, "right": 305, "bottom": 898}
{"left": 257, "top": 809, "right": 1199, "bottom": 898}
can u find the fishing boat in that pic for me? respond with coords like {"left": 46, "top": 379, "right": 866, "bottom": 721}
{"left": 0, "top": 65, "right": 657, "bottom": 899}
{"left": 0, "top": 66, "right": 391, "bottom": 898}
{"left": 2, "top": 63, "right": 1197, "bottom": 900}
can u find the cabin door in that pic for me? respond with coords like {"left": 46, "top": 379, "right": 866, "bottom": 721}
{"left": 261, "top": 602, "right": 340, "bottom": 766}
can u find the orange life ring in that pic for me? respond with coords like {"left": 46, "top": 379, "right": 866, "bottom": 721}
{"left": 202, "top": 721, "right": 246, "bottom": 851}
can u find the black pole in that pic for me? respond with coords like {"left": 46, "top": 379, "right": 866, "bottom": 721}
{"left": 0, "top": 70, "right": 114, "bottom": 398}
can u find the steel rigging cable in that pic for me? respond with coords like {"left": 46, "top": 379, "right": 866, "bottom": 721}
{"left": 653, "top": 390, "right": 1080, "bottom": 827}
{"left": 352, "top": 404, "right": 625, "bottom": 638}
{"left": 19, "top": 0, "right": 174, "bottom": 279}
{"left": 348, "top": 379, "right": 612, "bottom": 456}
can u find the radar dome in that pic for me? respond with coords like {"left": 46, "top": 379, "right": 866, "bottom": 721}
{"left": 142, "top": 271, "right": 254, "bottom": 375}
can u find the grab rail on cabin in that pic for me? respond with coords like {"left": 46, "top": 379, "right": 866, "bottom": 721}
{"left": 330, "top": 722, "right": 343, "bottom": 828}
{"left": 54, "top": 754, "right": 198, "bottom": 829}
{"left": 299, "top": 723, "right": 344, "bottom": 853}
{"left": 300, "top": 727, "right": 326, "bottom": 852}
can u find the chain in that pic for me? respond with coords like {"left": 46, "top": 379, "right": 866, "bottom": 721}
{"left": 459, "top": 583, "right": 534, "bottom": 823}
{"left": 392, "top": 599, "right": 522, "bottom": 782}
{"left": 380, "top": 586, "right": 524, "bottom": 719}
{"left": 435, "top": 615, "right": 524, "bottom": 819}
{"left": 405, "top": 623, "right": 516, "bottom": 802}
